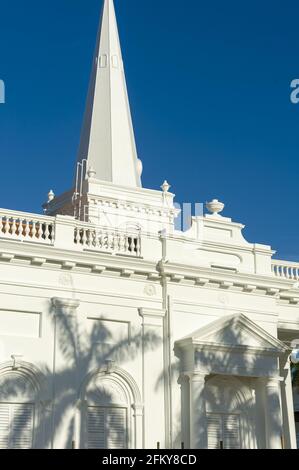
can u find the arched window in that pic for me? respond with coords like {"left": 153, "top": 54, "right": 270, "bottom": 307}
{"left": 0, "top": 362, "right": 44, "bottom": 449}
{"left": 79, "top": 366, "right": 142, "bottom": 449}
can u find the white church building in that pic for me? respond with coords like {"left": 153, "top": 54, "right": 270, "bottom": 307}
{"left": 0, "top": 0, "right": 298, "bottom": 450}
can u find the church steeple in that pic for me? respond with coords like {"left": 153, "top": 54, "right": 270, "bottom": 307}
{"left": 77, "top": 0, "right": 142, "bottom": 188}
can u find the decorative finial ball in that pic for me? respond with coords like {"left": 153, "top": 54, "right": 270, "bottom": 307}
{"left": 206, "top": 199, "right": 225, "bottom": 216}
{"left": 48, "top": 190, "right": 55, "bottom": 202}
{"left": 136, "top": 159, "right": 143, "bottom": 178}
{"left": 291, "top": 349, "right": 299, "bottom": 364}
{"left": 87, "top": 166, "right": 96, "bottom": 179}
{"left": 161, "top": 180, "right": 171, "bottom": 193}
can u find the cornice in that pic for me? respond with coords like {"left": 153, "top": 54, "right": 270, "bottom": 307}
{"left": 0, "top": 240, "right": 298, "bottom": 303}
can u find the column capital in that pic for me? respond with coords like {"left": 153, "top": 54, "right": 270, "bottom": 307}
{"left": 132, "top": 403, "right": 144, "bottom": 417}
{"left": 76, "top": 399, "right": 88, "bottom": 410}
{"left": 52, "top": 297, "right": 80, "bottom": 315}
{"left": 138, "top": 308, "right": 166, "bottom": 319}
{"left": 138, "top": 307, "right": 166, "bottom": 327}
{"left": 185, "top": 371, "right": 207, "bottom": 383}
{"left": 265, "top": 377, "right": 283, "bottom": 388}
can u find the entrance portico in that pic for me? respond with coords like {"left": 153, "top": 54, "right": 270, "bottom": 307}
{"left": 175, "top": 313, "right": 296, "bottom": 449}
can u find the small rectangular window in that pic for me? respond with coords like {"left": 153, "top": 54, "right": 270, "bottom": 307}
{"left": 99, "top": 55, "right": 108, "bottom": 68}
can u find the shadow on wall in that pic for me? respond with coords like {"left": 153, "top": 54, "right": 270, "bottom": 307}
{"left": 0, "top": 301, "right": 161, "bottom": 449}
{"left": 155, "top": 317, "right": 291, "bottom": 449}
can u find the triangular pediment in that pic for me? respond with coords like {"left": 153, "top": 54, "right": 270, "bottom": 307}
{"left": 177, "top": 313, "right": 289, "bottom": 353}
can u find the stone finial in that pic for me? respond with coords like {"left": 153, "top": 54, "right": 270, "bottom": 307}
{"left": 161, "top": 180, "right": 171, "bottom": 193}
{"left": 137, "top": 159, "right": 143, "bottom": 178}
{"left": 87, "top": 166, "right": 96, "bottom": 179}
{"left": 48, "top": 190, "right": 55, "bottom": 202}
{"left": 206, "top": 199, "right": 225, "bottom": 216}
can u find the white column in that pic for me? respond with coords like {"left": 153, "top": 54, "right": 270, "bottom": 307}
{"left": 189, "top": 372, "right": 207, "bottom": 449}
{"left": 138, "top": 308, "right": 166, "bottom": 449}
{"left": 280, "top": 356, "right": 297, "bottom": 449}
{"left": 264, "top": 377, "right": 283, "bottom": 449}
{"left": 51, "top": 297, "right": 81, "bottom": 449}
{"left": 132, "top": 404, "right": 144, "bottom": 449}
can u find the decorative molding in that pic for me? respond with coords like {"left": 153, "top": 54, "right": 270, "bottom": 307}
{"left": 220, "top": 281, "right": 234, "bottom": 289}
{"left": 0, "top": 360, "right": 46, "bottom": 394}
{"left": 62, "top": 261, "right": 76, "bottom": 270}
{"left": 132, "top": 403, "right": 144, "bottom": 417}
{"left": 171, "top": 274, "right": 184, "bottom": 282}
{"left": 144, "top": 284, "right": 157, "bottom": 297}
{"left": 138, "top": 308, "right": 166, "bottom": 319}
{"left": 121, "top": 269, "right": 134, "bottom": 277}
{"left": 92, "top": 265, "right": 106, "bottom": 274}
{"left": 52, "top": 297, "right": 80, "bottom": 314}
{"left": 243, "top": 284, "right": 257, "bottom": 293}
{"left": 80, "top": 365, "right": 142, "bottom": 405}
{"left": 0, "top": 253, "right": 14, "bottom": 262}
{"left": 195, "top": 278, "right": 209, "bottom": 286}
{"left": 31, "top": 257, "right": 47, "bottom": 266}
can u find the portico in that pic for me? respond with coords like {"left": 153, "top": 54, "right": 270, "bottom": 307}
{"left": 175, "top": 313, "right": 296, "bottom": 449}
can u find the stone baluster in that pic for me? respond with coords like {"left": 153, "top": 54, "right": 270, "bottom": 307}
{"left": 45, "top": 222, "right": 51, "bottom": 241}
{"left": 124, "top": 234, "right": 129, "bottom": 253}
{"left": 24, "top": 220, "right": 30, "bottom": 239}
{"left": 11, "top": 218, "right": 17, "bottom": 237}
{"left": 107, "top": 231, "right": 113, "bottom": 250}
{"left": 136, "top": 236, "right": 141, "bottom": 256}
{"left": 81, "top": 228, "right": 87, "bottom": 246}
{"left": 119, "top": 233, "right": 125, "bottom": 253}
{"left": 3, "top": 218, "right": 9, "bottom": 235}
{"left": 31, "top": 221, "right": 37, "bottom": 239}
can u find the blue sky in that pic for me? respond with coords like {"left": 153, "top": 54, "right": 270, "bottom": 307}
{"left": 0, "top": 0, "right": 299, "bottom": 260}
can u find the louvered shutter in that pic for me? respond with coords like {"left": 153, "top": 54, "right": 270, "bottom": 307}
{"left": 87, "top": 408, "right": 105, "bottom": 449}
{"left": 223, "top": 414, "right": 241, "bottom": 449}
{"left": 0, "top": 404, "right": 10, "bottom": 449}
{"left": 0, "top": 403, "right": 33, "bottom": 449}
{"left": 10, "top": 404, "right": 34, "bottom": 449}
{"left": 107, "top": 408, "right": 126, "bottom": 449}
{"left": 87, "top": 407, "right": 127, "bottom": 449}
{"left": 207, "top": 414, "right": 222, "bottom": 449}
{"left": 207, "top": 413, "right": 241, "bottom": 449}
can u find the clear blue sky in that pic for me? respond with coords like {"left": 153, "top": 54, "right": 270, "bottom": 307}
{"left": 0, "top": 0, "right": 299, "bottom": 260}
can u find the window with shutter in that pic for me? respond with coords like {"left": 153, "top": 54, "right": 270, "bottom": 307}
{"left": 0, "top": 403, "right": 34, "bottom": 449}
{"left": 207, "top": 414, "right": 222, "bottom": 449}
{"left": 207, "top": 413, "right": 241, "bottom": 449}
{"left": 87, "top": 406, "right": 127, "bottom": 449}
{"left": 0, "top": 404, "right": 10, "bottom": 449}
{"left": 222, "top": 414, "right": 241, "bottom": 449}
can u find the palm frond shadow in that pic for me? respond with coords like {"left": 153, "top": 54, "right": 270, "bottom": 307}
{"left": 0, "top": 302, "right": 161, "bottom": 449}
{"left": 155, "top": 322, "right": 291, "bottom": 449}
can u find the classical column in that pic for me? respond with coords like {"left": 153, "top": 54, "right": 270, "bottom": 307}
{"left": 178, "top": 375, "right": 191, "bottom": 449}
{"left": 264, "top": 377, "right": 283, "bottom": 449}
{"left": 188, "top": 372, "right": 207, "bottom": 449}
{"left": 138, "top": 308, "right": 166, "bottom": 449}
{"left": 280, "top": 355, "right": 297, "bottom": 449}
{"left": 51, "top": 297, "right": 81, "bottom": 449}
{"left": 132, "top": 404, "right": 144, "bottom": 449}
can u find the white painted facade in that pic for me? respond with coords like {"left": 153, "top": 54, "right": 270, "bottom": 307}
{"left": 0, "top": 0, "right": 298, "bottom": 449}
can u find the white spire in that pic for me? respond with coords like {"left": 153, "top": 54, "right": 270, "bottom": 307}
{"left": 77, "top": 0, "right": 142, "bottom": 188}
